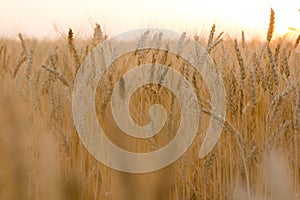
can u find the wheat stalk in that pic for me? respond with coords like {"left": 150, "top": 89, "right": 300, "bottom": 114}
{"left": 274, "top": 39, "right": 281, "bottom": 66}
{"left": 241, "top": 30, "right": 245, "bottom": 48}
{"left": 267, "top": 46, "right": 279, "bottom": 86}
{"left": 207, "top": 24, "right": 216, "bottom": 48}
{"left": 267, "top": 8, "right": 275, "bottom": 43}
{"left": 68, "top": 28, "right": 80, "bottom": 70}
{"left": 234, "top": 39, "right": 246, "bottom": 80}
{"left": 207, "top": 36, "right": 223, "bottom": 54}
{"left": 93, "top": 23, "right": 104, "bottom": 47}
{"left": 41, "top": 64, "right": 69, "bottom": 86}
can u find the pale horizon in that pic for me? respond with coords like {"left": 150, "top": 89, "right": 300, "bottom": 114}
{"left": 0, "top": 0, "right": 299, "bottom": 40}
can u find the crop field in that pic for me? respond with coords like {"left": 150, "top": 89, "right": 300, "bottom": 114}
{"left": 0, "top": 9, "right": 300, "bottom": 200}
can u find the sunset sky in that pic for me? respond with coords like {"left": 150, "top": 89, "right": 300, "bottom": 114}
{"left": 0, "top": 0, "right": 299, "bottom": 39}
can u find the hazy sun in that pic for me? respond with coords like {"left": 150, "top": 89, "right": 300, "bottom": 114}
{"left": 271, "top": 1, "right": 299, "bottom": 37}
{"left": 274, "top": 17, "right": 299, "bottom": 37}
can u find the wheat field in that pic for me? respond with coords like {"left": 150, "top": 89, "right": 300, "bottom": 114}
{"left": 0, "top": 9, "right": 300, "bottom": 200}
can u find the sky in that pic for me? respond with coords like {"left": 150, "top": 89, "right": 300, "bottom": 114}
{"left": 0, "top": 0, "right": 299, "bottom": 40}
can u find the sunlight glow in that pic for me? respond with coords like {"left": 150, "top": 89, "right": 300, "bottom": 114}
{"left": 0, "top": 0, "right": 299, "bottom": 39}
